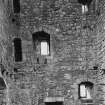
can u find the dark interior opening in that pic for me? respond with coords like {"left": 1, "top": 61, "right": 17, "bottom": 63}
{"left": 45, "top": 102, "right": 63, "bottom": 105}
{"left": 78, "top": 81, "right": 94, "bottom": 99}
{"left": 14, "top": 38, "right": 22, "bottom": 62}
{"left": 79, "top": 81, "right": 93, "bottom": 87}
{"left": 13, "top": 0, "right": 20, "bottom": 13}
{"left": 32, "top": 31, "right": 50, "bottom": 42}
{"left": 78, "top": 0, "right": 92, "bottom": 6}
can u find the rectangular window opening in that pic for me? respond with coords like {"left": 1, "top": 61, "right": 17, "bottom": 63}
{"left": 32, "top": 31, "right": 50, "bottom": 56}
{"left": 80, "top": 85, "right": 92, "bottom": 99}
{"left": 80, "top": 85, "right": 86, "bottom": 98}
{"left": 82, "top": 5, "right": 88, "bottom": 13}
{"left": 41, "top": 41, "right": 49, "bottom": 55}
{"left": 13, "top": 0, "right": 20, "bottom": 13}
{"left": 14, "top": 38, "right": 22, "bottom": 62}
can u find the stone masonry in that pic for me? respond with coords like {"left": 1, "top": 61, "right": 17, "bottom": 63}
{"left": 0, "top": 0, "right": 105, "bottom": 105}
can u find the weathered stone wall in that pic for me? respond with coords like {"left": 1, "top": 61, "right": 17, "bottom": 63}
{"left": 95, "top": 0, "right": 105, "bottom": 104}
{"left": 0, "top": 0, "right": 13, "bottom": 105}
{"left": 0, "top": 0, "right": 104, "bottom": 105}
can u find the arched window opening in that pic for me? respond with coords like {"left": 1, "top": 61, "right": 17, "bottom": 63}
{"left": 79, "top": 81, "right": 93, "bottom": 100}
{"left": 14, "top": 38, "right": 22, "bottom": 62}
{"left": 0, "top": 78, "right": 6, "bottom": 90}
{"left": 32, "top": 31, "right": 50, "bottom": 56}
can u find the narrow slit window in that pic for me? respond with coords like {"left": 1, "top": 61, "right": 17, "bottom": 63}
{"left": 13, "top": 0, "right": 20, "bottom": 13}
{"left": 14, "top": 38, "right": 22, "bottom": 62}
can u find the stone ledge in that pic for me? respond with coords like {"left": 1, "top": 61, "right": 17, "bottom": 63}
{"left": 44, "top": 97, "right": 64, "bottom": 102}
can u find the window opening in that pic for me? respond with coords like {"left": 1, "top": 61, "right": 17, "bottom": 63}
{"left": 41, "top": 41, "right": 49, "bottom": 55}
{"left": 79, "top": 81, "right": 93, "bottom": 99}
{"left": 82, "top": 5, "right": 88, "bottom": 13}
{"left": 80, "top": 84, "right": 86, "bottom": 97}
{"left": 32, "top": 31, "right": 50, "bottom": 56}
{"left": 13, "top": 0, "right": 20, "bottom": 13}
{"left": 14, "top": 38, "right": 22, "bottom": 62}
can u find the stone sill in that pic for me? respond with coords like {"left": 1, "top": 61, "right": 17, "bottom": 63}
{"left": 44, "top": 97, "right": 64, "bottom": 102}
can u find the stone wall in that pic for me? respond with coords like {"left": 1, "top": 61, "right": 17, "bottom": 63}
{"left": 0, "top": 0, "right": 12, "bottom": 105}
{"left": 95, "top": 0, "right": 105, "bottom": 104}
{"left": 0, "top": 0, "right": 104, "bottom": 105}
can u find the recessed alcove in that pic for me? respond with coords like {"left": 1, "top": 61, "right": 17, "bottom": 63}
{"left": 32, "top": 31, "right": 50, "bottom": 56}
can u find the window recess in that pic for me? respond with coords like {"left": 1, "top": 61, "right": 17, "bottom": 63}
{"left": 14, "top": 38, "right": 22, "bottom": 62}
{"left": 32, "top": 31, "right": 50, "bottom": 56}
{"left": 13, "top": 0, "right": 20, "bottom": 13}
{"left": 79, "top": 81, "right": 94, "bottom": 100}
